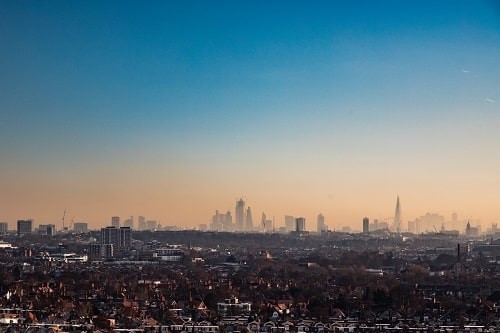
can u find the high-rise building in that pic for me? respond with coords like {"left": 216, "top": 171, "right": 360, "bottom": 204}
{"left": 317, "top": 214, "right": 327, "bottom": 233}
{"left": 146, "top": 220, "right": 157, "bottom": 230}
{"left": 38, "top": 224, "right": 55, "bottom": 236}
{"left": 17, "top": 219, "right": 33, "bottom": 236}
{"left": 412, "top": 213, "right": 445, "bottom": 233}
{"left": 211, "top": 210, "right": 223, "bottom": 231}
{"left": 123, "top": 216, "right": 134, "bottom": 229}
{"left": 73, "top": 222, "right": 88, "bottom": 233}
{"left": 138, "top": 216, "right": 146, "bottom": 230}
{"left": 101, "top": 226, "right": 119, "bottom": 247}
{"left": 261, "top": 213, "right": 273, "bottom": 232}
{"left": 261, "top": 212, "right": 266, "bottom": 231}
{"left": 0, "top": 222, "right": 8, "bottom": 233}
{"left": 100, "top": 226, "right": 131, "bottom": 255}
{"left": 119, "top": 227, "right": 131, "bottom": 249}
{"left": 465, "top": 221, "right": 472, "bottom": 237}
{"left": 393, "top": 196, "right": 402, "bottom": 233}
{"left": 245, "top": 207, "right": 253, "bottom": 231}
{"left": 284, "top": 215, "right": 296, "bottom": 232}
{"left": 111, "top": 216, "right": 120, "bottom": 228}
{"left": 295, "top": 217, "right": 306, "bottom": 232}
{"left": 235, "top": 198, "right": 245, "bottom": 231}
{"left": 211, "top": 210, "right": 233, "bottom": 231}
{"left": 223, "top": 210, "right": 233, "bottom": 231}
{"left": 124, "top": 217, "right": 134, "bottom": 229}
{"left": 363, "top": 217, "right": 369, "bottom": 233}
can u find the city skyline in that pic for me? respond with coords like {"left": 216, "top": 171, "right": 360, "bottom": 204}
{"left": 0, "top": 195, "right": 490, "bottom": 233}
{"left": 1, "top": 1, "right": 499, "bottom": 228}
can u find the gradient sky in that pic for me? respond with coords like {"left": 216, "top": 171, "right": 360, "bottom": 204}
{"left": 1, "top": 1, "right": 499, "bottom": 230}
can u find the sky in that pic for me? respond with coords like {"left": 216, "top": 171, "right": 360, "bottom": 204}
{"left": 0, "top": 1, "right": 499, "bottom": 230}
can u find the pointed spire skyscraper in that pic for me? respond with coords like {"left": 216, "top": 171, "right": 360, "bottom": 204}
{"left": 393, "top": 196, "right": 402, "bottom": 233}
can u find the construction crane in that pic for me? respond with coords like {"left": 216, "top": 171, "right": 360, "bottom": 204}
{"left": 235, "top": 196, "right": 247, "bottom": 205}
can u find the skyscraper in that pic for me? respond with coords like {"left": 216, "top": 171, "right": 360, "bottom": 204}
{"left": 235, "top": 198, "right": 245, "bottom": 231}
{"left": 111, "top": 216, "right": 120, "bottom": 228}
{"left": 138, "top": 216, "right": 146, "bottom": 230}
{"left": 245, "top": 207, "right": 253, "bottom": 231}
{"left": 211, "top": 210, "right": 233, "bottom": 231}
{"left": 122, "top": 216, "right": 133, "bottom": 229}
{"left": 317, "top": 213, "right": 326, "bottom": 233}
{"left": 363, "top": 217, "right": 369, "bottom": 233}
{"left": 223, "top": 210, "right": 233, "bottom": 231}
{"left": 393, "top": 196, "right": 402, "bottom": 233}
{"left": 284, "top": 215, "right": 296, "bottom": 232}
{"left": 295, "top": 217, "right": 306, "bottom": 232}
{"left": 211, "top": 210, "right": 223, "bottom": 231}
{"left": 146, "top": 220, "right": 157, "bottom": 230}
{"left": 124, "top": 217, "right": 134, "bottom": 229}
{"left": 261, "top": 212, "right": 273, "bottom": 232}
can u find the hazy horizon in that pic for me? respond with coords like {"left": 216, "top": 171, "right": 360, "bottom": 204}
{"left": 1, "top": 1, "right": 499, "bottom": 229}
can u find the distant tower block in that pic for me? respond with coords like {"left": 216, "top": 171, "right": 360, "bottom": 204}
{"left": 295, "top": 217, "right": 306, "bottom": 232}
{"left": 235, "top": 198, "right": 245, "bottom": 231}
{"left": 245, "top": 207, "right": 253, "bottom": 231}
{"left": 393, "top": 196, "right": 402, "bottom": 233}
{"left": 363, "top": 217, "right": 369, "bottom": 233}
{"left": 317, "top": 213, "right": 326, "bottom": 233}
{"left": 111, "top": 216, "right": 120, "bottom": 228}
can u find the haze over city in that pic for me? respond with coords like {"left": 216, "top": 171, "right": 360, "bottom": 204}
{"left": 1, "top": 1, "right": 499, "bottom": 229}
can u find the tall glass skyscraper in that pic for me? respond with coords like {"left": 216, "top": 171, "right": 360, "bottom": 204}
{"left": 235, "top": 198, "right": 245, "bottom": 231}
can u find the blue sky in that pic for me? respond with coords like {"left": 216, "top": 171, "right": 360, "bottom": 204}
{"left": 0, "top": 1, "right": 499, "bottom": 228}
